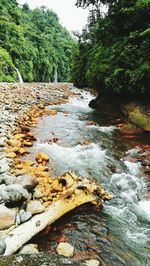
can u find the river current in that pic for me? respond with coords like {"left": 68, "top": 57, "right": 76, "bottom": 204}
{"left": 28, "top": 88, "right": 150, "bottom": 266}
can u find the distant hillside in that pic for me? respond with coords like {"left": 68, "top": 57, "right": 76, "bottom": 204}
{"left": 0, "top": 0, "right": 75, "bottom": 82}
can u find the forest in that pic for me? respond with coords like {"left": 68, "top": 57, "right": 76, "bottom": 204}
{"left": 0, "top": 0, "right": 150, "bottom": 98}
{"left": 74, "top": 0, "right": 150, "bottom": 98}
{"left": 0, "top": 0, "right": 75, "bottom": 82}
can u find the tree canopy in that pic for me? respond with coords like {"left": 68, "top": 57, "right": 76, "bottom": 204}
{"left": 0, "top": 0, "right": 75, "bottom": 82}
{"left": 73, "top": 0, "right": 150, "bottom": 98}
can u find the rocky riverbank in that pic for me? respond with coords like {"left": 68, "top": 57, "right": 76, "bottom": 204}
{"left": 0, "top": 83, "right": 73, "bottom": 253}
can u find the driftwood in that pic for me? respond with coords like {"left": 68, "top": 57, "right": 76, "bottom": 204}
{"left": 3, "top": 172, "right": 112, "bottom": 256}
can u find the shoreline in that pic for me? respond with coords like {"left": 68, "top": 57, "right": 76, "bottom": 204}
{"left": 0, "top": 83, "right": 74, "bottom": 251}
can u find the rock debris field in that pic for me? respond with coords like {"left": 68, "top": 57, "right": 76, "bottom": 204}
{"left": 0, "top": 83, "right": 73, "bottom": 254}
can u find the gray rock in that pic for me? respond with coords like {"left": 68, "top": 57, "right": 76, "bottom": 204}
{"left": 19, "top": 209, "right": 32, "bottom": 223}
{"left": 0, "top": 205, "right": 16, "bottom": 230}
{"left": 0, "top": 158, "right": 10, "bottom": 174}
{"left": 0, "top": 174, "right": 15, "bottom": 185}
{"left": 0, "top": 240, "right": 6, "bottom": 255}
{"left": 15, "top": 175, "right": 38, "bottom": 191}
{"left": 0, "top": 184, "right": 29, "bottom": 204}
{"left": 0, "top": 137, "right": 7, "bottom": 147}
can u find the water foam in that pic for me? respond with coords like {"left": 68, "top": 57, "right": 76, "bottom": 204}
{"left": 36, "top": 142, "right": 107, "bottom": 178}
{"left": 86, "top": 125, "right": 117, "bottom": 134}
{"left": 137, "top": 200, "right": 150, "bottom": 220}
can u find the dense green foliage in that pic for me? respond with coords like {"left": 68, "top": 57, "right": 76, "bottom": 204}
{"left": 74, "top": 0, "right": 150, "bottom": 97}
{"left": 0, "top": 0, "right": 75, "bottom": 82}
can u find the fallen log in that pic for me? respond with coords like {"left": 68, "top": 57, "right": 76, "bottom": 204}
{"left": 3, "top": 172, "right": 112, "bottom": 256}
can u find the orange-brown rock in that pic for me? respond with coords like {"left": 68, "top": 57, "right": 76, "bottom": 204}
{"left": 86, "top": 121, "right": 97, "bottom": 126}
{"left": 45, "top": 109, "right": 57, "bottom": 116}
{"left": 79, "top": 140, "right": 91, "bottom": 146}
{"left": 6, "top": 152, "right": 16, "bottom": 159}
{"left": 7, "top": 139, "right": 21, "bottom": 148}
{"left": 23, "top": 141, "right": 33, "bottom": 147}
{"left": 17, "top": 148, "right": 26, "bottom": 155}
{"left": 35, "top": 152, "right": 49, "bottom": 163}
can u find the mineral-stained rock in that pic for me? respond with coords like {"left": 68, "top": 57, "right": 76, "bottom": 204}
{"left": 45, "top": 109, "right": 57, "bottom": 115}
{"left": 56, "top": 242, "right": 74, "bottom": 257}
{"left": 6, "top": 152, "right": 16, "bottom": 159}
{"left": 15, "top": 175, "right": 38, "bottom": 191}
{"left": 35, "top": 152, "right": 49, "bottom": 163}
{"left": 120, "top": 123, "right": 143, "bottom": 135}
{"left": 122, "top": 103, "right": 150, "bottom": 132}
{"left": 26, "top": 200, "right": 45, "bottom": 215}
{"left": 7, "top": 139, "right": 21, "bottom": 148}
{"left": 0, "top": 205, "right": 16, "bottom": 230}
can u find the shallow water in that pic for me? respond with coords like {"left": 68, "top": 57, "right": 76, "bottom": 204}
{"left": 27, "top": 88, "right": 150, "bottom": 265}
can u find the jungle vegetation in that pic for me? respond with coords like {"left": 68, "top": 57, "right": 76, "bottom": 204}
{"left": 0, "top": 0, "right": 75, "bottom": 82}
{"left": 74, "top": 0, "right": 150, "bottom": 98}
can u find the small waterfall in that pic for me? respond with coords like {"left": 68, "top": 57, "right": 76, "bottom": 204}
{"left": 15, "top": 68, "right": 23, "bottom": 84}
{"left": 53, "top": 69, "right": 58, "bottom": 83}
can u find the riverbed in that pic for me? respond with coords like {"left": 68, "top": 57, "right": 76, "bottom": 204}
{"left": 1, "top": 86, "right": 150, "bottom": 266}
{"left": 21, "top": 88, "right": 150, "bottom": 265}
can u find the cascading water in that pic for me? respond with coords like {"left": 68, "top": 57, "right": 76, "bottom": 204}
{"left": 15, "top": 68, "right": 23, "bottom": 84}
{"left": 53, "top": 69, "right": 58, "bottom": 83}
{"left": 27, "top": 88, "right": 150, "bottom": 265}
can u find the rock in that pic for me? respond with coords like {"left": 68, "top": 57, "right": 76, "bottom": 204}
{"left": 0, "top": 205, "right": 16, "bottom": 230}
{"left": 35, "top": 152, "right": 49, "bottom": 163}
{"left": 0, "top": 137, "right": 7, "bottom": 147}
{"left": 15, "top": 175, "right": 38, "bottom": 191}
{"left": 14, "top": 133, "right": 25, "bottom": 140}
{"left": 19, "top": 209, "right": 32, "bottom": 223}
{"left": 120, "top": 123, "right": 143, "bottom": 134}
{"left": 0, "top": 158, "right": 10, "bottom": 174}
{"left": 33, "top": 188, "right": 43, "bottom": 199}
{"left": 56, "top": 242, "right": 74, "bottom": 257}
{"left": 0, "top": 240, "right": 6, "bottom": 255}
{"left": 19, "top": 244, "right": 39, "bottom": 254}
{"left": 85, "top": 259, "right": 100, "bottom": 266}
{"left": 23, "top": 141, "right": 33, "bottom": 147}
{"left": 86, "top": 121, "right": 97, "bottom": 126}
{"left": 79, "top": 140, "right": 91, "bottom": 145}
{"left": 45, "top": 109, "right": 57, "bottom": 115}
{"left": 0, "top": 184, "right": 30, "bottom": 204}
{"left": 0, "top": 174, "right": 15, "bottom": 185}
{"left": 7, "top": 138, "right": 21, "bottom": 148}
{"left": 123, "top": 103, "right": 150, "bottom": 132}
{"left": 6, "top": 152, "right": 17, "bottom": 158}
{"left": 17, "top": 148, "right": 26, "bottom": 155}
{"left": 26, "top": 200, "right": 45, "bottom": 215}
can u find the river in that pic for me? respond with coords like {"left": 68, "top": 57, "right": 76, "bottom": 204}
{"left": 12, "top": 88, "right": 150, "bottom": 265}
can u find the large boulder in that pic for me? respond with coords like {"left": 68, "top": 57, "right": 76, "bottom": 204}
{"left": 123, "top": 103, "right": 150, "bottom": 132}
{"left": 0, "top": 205, "right": 16, "bottom": 230}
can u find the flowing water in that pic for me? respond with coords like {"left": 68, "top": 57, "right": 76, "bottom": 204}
{"left": 28, "top": 88, "right": 150, "bottom": 265}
